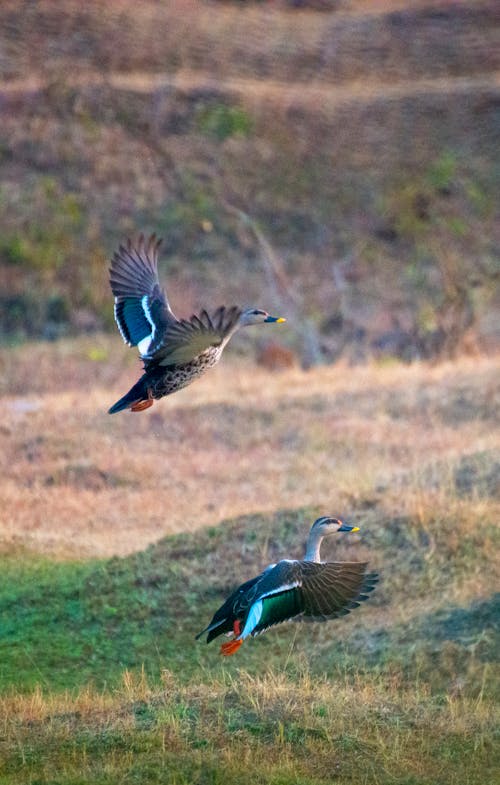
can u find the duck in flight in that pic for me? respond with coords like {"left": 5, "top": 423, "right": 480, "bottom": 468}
{"left": 108, "top": 234, "right": 285, "bottom": 413}
{"left": 196, "top": 516, "right": 378, "bottom": 656}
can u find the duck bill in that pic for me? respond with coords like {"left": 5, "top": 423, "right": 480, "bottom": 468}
{"left": 264, "top": 316, "right": 286, "bottom": 323}
{"left": 338, "top": 524, "right": 360, "bottom": 533}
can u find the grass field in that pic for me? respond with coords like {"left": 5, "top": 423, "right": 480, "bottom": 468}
{"left": 1, "top": 341, "right": 499, "bottom": 783}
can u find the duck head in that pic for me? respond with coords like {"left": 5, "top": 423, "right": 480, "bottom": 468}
{"left": 311, "top": 516, "right": 360, "bottom": 537}
{"left": 239, "top": 308, "right": 286, "bottom": 327}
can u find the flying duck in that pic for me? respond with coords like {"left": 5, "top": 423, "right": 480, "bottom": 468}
{"left": 108, "top": 234, "right": 285, "bottom": 413}
{"left": 196, "top": 516, "right": 378, "bottom": 656}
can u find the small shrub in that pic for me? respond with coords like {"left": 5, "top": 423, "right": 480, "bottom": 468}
{"left": 196, "top": 103, "right": 253, "bottom": 141}
{"left": 0, "top": 235, "right": 28, "bottom": 265}
{"left": 426, "top": 152, "right": 457, "bottom": 194}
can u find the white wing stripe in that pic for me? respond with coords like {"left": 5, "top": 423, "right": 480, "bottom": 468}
{"left": 139, "top": 294, "right": 156, "bottom": 357}
{"left": 138, "top": 335, "right": 152, "bottom": 356}
{"left": 114, "top": 301, "right": 132, "bottom": 346}
{"left": 259, "top": 581, "right": 301, "bottom": 601}
{"left": 141, "top": 295, "right": 156, "bottom": 335}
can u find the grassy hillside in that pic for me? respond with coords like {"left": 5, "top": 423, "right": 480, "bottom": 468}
{"left": 1, "top": 344, "right": 499, "bottom": 782}
{"left": 2, "top": 339, "right": 499, "bottom": 556}
{"left": 1, "top": 503, "right": 499, "bottom": 693}
{"left": 1, "top": 503, "right": 499, "bottom": 783}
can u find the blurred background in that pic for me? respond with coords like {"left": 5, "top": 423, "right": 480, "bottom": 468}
{"left": 0, "top": 0, "right": 498, "bottom": 367}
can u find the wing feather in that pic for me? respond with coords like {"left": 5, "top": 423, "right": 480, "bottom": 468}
{"left": 109, "top": 234, "right": 177, "bottom": 354}
{"left": 296, "top": 562, "right": 378, "bottom": 623}
{"left": 200, "top": 309, "right": 214, "bottom": 330}
{"left": 196, "top": 570, "right": 271, "bottom": 643}
{"left": 250, "top": 561, "right": 378, "bottom": 634}
{"left": 154, "top": 306, "right": 242, "bottom": 365}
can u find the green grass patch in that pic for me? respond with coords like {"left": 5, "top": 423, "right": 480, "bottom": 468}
{"left": 196, "top": 103, "right": 254, "bottom": 141}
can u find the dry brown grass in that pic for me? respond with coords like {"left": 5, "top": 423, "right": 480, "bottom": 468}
{"left": 1, "top": 0, "right": 498, "bottom": 360}
{"left": 1, "top": 669, "right": 498, "bottom": 785}
{"left": 2, "top": 0, "right": 496, "bottom": 85}
{"left": 1, "top": 337, "right": 498, "bottom": 559}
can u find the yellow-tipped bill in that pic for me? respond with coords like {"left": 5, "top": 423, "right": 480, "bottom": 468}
{"left": 264, "top": 315, "right": 286, "bottom": 323}
{"left": 338, "top": 523, "right": 359, "bottom": 533}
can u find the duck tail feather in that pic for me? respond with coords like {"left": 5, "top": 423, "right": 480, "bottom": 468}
{"left": 108, "top": 376, "right": 149, "bottom": 414}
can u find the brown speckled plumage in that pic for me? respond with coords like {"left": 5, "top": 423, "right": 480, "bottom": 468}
{"left": 142, "top": 345, "right": 223, "bottom": 400}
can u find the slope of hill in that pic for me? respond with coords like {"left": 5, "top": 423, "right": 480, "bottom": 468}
{"left": 0, "top": 0, "right": 498, "bottom": 358}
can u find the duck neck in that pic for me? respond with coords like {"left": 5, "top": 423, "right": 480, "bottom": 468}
{"left": 304, "top": 530, "right": 324, "bottom": 563}
{"left": 221, "top": 326, "right": 239, "bottom": 349}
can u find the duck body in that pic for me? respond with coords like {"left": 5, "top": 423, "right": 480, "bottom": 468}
{"left": 108, "top": 234, "right": 285, "bottom": 414}
{"left": 108, "top": 350, "right": 219, "bottom": 414}
{"left": 138, "top": 345, "right": 222, "bottom": 399}
{"left": 197, "top": 517, "right": 378, "bottom": 656}
{"left": 108, "top": 305, "right": 240, "bottom": 413}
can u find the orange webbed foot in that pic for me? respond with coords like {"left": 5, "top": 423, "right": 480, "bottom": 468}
{"left": 130, "top": 390, "right": 154, "bottom": 412}
{"left": 220, "top": 638, "right": 243, "bottom": 656}
{"left": 220, "top": 620, "right": 243, "bottom": 656}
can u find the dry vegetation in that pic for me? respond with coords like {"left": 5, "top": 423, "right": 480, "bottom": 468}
{"left": 0, "top": 0, "right": 498, "bottom": 358}
{"left": 2, "top": 672, "right": 498, "bottom": 784}
{"left": 1, "top": 341, "right": 499, "bottom": 558}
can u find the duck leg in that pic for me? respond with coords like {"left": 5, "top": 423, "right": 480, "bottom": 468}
{"left": 220, "top": 620, "right": 243, "bottom": 656}
{"left": 130, "top": 389, "right": 154, "bottom": 412}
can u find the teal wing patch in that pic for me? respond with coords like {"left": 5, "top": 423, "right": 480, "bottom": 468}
{"left": 254, "top": 589, "right": 303, "bottom": 634}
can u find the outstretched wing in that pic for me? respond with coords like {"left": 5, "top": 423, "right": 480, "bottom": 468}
{"left": 249, "top": 560, "right": 378, "bottom": 635}
{"left": 109, "top": 234, "right": 177, "bottom": 357}
{"left": 293, "top": 562, "right": 378, "bottom": 623}
{"left": 152, "top": 305, "right": 242, "bottom": 366}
